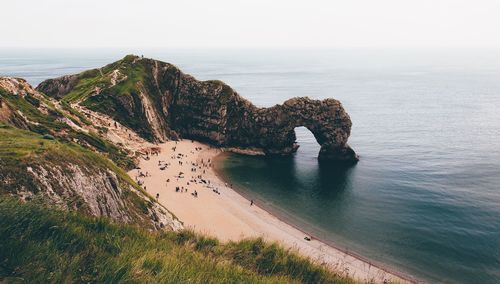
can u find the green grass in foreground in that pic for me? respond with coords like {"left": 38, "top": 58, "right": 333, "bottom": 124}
{"left": 0, "top": 196, "right": 354, "bottom": 284}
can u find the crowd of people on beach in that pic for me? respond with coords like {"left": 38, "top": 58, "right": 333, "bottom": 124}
{"left": 134, "top": 141, "right": 316, "bottom": 245}
{"left": 134, "top": 140, "right": 323, "bottom": 241}
{"left": 133, "top": 141, "right": 226, "bottom": 203}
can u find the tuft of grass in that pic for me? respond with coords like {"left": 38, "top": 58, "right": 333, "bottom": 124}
{"left": 0, "top": 196, "right": 355, "bottom": 284}
{"left": 1, "top": 89, "right": 68, "bottom": 134}
{"left": 60, "top": 100, "right": 92, "bottom": 126}
{"left": 62, "top": 71, "right": 111, "bottom": 104}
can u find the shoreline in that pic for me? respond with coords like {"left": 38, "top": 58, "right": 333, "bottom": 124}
{"left": 129, "top": 140, "right": 417, "bottom": 283}
{"left": 213, "top": 152, "right": 419, "bottom": 284}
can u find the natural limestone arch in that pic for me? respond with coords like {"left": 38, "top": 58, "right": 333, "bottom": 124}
{"left": 242, "top": 97, "right": 359, "bottom": 162}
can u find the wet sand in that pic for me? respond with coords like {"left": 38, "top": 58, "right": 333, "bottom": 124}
{"left": 128, "top": 140, "right": 415, "bottom": 283}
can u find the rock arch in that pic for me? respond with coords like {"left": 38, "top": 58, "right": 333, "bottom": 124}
{"left": 242, "top": 97, "right": 359, "bottom": 162}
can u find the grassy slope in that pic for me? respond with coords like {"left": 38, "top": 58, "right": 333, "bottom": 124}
{"left": 65, "top": 55, "right": 157, "bottom": 141}
{"left": 0, "top": 124, "right": 160, "bottom": 228}
{"left": 0, "top": 88, "right": 135, "bottom": 170}
{"left": 0, "top": 124, "right": 133, "bottom": 190}
{"left": 0, "top": 196, "right": 353, "bottom": 284}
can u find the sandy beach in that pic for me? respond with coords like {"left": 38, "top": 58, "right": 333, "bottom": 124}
{"left": 128, "top": 140, "right": 415, "bottom": 283}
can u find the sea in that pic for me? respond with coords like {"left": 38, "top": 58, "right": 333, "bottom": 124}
{"left": 1, "top": 48, "right": 499, "bottom": 283}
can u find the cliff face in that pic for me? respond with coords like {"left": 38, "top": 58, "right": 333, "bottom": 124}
{"left": 37, "top": 55, "right": 358, "bottom": 162}
{"left": 0, "top": 77, "right": 182, "bottom": 231}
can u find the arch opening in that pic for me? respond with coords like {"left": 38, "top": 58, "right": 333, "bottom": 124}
{"left": 293, "top": 126, "right": 321, "bottom": 157}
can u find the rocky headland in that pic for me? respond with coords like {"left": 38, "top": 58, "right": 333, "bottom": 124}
{"left": 37, "top": 55, "right": 358, "bottom": 162}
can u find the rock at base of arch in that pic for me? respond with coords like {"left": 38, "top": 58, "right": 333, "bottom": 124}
{"left": 319, "top": 144, "right": 359, "bottom": 163}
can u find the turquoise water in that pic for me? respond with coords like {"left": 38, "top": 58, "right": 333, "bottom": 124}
{"left": 1, "top": 49, "right": 500, "bottom": 283}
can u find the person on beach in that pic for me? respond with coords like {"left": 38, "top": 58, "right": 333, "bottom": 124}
{"left": 156, "top": 193, "right": 159, "bottom": 200}
{"left": 250, "top": 200, "right": 254, "bottom": 206}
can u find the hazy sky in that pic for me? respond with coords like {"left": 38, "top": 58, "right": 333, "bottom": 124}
{"left": 2, "top": 0, "right": 500, "bottom": 49}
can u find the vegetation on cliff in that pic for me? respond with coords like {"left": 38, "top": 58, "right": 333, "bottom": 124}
{"left": 0, "top": 124, "right": 130, "bottom": 194}
{"left": 0, "top": 78, "right": 179, "bottom": 230}
{"left": 0, "top": 196, "right": 353, "bottom": 284}
{"left": 0, "top": 87, "right": 134, "bottom": 169}
{"left": 40, "top": 55, "right": 169, "bottom": 141}
{"left": 0, "top": 124, "right": 178, "bottom": 230}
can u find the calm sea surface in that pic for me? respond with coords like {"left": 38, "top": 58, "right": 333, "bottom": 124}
{"left": 1, "top": 48, "right": 499, "bottom": 283}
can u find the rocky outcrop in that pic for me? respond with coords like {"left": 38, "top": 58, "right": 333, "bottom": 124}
{"left": 171, "top": 82, "right": 357, "bottom": 161}
{"left": 0, "top": 76, "right": 39, "bottom": 96}
{"left": 35, "top": 74, "right": 79, "bottom": 99}
{"left": 22, "top": 163, "right": 182, "bottom": 231}
{"left": 0, "top": 77, "right": 41, "bottom": 130}
{"left": 37, "top": 55, "right": 358, "bottom": 162}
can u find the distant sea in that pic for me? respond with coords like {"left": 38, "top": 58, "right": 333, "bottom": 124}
{"left": 1, "top": 48, "right": 499, "bottom": 283}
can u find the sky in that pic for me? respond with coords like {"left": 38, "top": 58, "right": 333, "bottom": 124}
{"left": 2, "top": 0, "right": 500, "bottom": 49}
